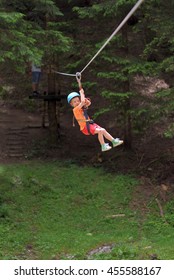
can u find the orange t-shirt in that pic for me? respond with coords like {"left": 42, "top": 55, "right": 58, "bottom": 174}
{"left": 73, "top": 106, "right": 90, "bottom": 131}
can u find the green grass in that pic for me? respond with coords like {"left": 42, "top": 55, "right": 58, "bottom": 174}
{"left": 0, "top": 161, "right": 174, "bottom": 260}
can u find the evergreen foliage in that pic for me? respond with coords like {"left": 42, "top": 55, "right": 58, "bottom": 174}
{"left": 0, "top": 0, "right": 71, "bottom": 71}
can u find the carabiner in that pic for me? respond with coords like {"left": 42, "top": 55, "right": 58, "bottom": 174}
{"left": 76, "top": 72, "right": 81, "bottom": 81}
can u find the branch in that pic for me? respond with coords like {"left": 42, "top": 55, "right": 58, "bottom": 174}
{"left": 155, "top": 198, "right": 168, "bottom": 224}
{"left": 155, "top": 198, "right": 164, "bottom": 217}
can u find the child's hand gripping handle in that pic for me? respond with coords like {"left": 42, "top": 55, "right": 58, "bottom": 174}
{"left": 76, "top": 72, "right": 86, "bottom": 104}
{"left": 76, "top": 72, "right": 82, "bottom": 90}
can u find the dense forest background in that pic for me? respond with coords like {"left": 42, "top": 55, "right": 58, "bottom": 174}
{"left": 0, "top": 0, "right": 174, "bottom": 170}
{"left": 0, "top": 0, "right": 174, "bottom": 261}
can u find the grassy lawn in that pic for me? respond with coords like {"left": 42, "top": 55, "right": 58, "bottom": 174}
{"left": 0, "top": 161, "right": 173, "bottom": 260}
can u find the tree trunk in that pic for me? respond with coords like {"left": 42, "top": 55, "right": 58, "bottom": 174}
{"left": 47, "top": 67, "right": 60, "bottom": 144}
{"left": 122, "top": 26, "right": 132, "bottom": 150}
{"left": 123, "top": 98, "right": 132, "bottom": 149}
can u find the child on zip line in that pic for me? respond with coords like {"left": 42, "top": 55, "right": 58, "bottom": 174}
{"left": 67, "top": 73, "right": 123, "bottom": 152}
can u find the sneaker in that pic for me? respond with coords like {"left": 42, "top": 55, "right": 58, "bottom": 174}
{"left": 101, "top": 143, "right": 112, "bottom": 152}
{"left": 112, "top": 138, "right": 124, "bottom": 148}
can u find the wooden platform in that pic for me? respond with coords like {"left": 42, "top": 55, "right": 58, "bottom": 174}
{"left": 29, "top": 94, "right": 67, "bottom": 101}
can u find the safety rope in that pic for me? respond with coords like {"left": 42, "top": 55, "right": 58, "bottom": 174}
{"left": 54, "top": 0, "right": 144, "bottom": 78}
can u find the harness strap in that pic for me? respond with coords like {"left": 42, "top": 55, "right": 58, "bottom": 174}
{"left": 73, "top": 115, "right": 94, "bottom": 126}
{"left": 83, "top": 108, "right": 91, "bottom": 135}
{"left": 76, "top": 119, "right": 92, "bottom": 123}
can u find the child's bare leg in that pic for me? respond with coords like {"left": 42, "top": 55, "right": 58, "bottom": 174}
{"left": 94, "top": 128, "right": 113, "bottom": 152}
{"left": 94, "top": 128, "right": 105, "bottom": 145}
{"left": 94, "top": 127, "right": 123, "bottom": 151}
{"left": 102, "top": 129, "right": 114, "bottom": 142}
{"left": 103, "top": 128, "right": 123, "bottom": 147}
{"left": 95, "top": 128, "right": 114, "bottom": 143}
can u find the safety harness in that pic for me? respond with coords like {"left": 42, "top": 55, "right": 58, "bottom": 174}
{"left": 73, "top": 107, "right": 94, "bottom": 134}
{"left": 83, "top": 108, "right": 94, "bottom": 135}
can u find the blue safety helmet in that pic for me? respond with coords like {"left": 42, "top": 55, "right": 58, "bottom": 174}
{"left": 67, "top": 92, "right": 80, "bottom": 104}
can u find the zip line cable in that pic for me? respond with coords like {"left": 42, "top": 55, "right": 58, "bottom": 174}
{"left": 80, "top": 0, "right": 144, "bottom": 74}
{"left": 54, "top": 0, "right": 145, "bottom": 78}
{"left": 53, "top": 71, "right": 76, "bottom": 77}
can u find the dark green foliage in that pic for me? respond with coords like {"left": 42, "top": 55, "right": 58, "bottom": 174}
{"left": 0, "top": 0, "right": 71, "bottom": 71}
